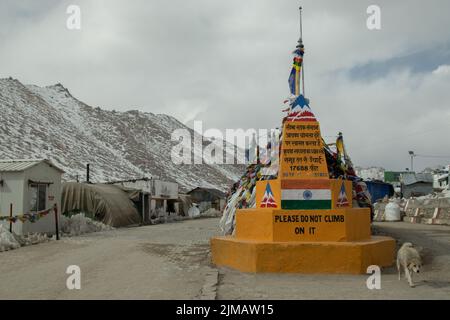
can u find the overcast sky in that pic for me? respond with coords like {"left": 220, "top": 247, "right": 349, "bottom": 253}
{"left": 1, "top": 0, "right": 450, "bottom": 172}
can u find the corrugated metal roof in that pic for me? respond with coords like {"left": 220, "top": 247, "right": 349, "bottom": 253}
{"left": 0, "top": 159, "right": 65, "bottom": 173}
{"left": 400, "top": 172, "right": 433, "bottom": 185}
{"left": 187, "top": 187, "right": 226, "bottom": 198}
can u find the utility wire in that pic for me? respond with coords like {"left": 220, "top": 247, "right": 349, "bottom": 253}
{"left": 414, "top": 154, "right": 450, "bottom": 159}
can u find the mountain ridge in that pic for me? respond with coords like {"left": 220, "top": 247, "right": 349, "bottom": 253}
{"left": 0, "top": 77, "right": 244, "bottom": 192}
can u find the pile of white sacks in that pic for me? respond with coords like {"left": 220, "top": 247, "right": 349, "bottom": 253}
{"left": 373, "top": 198, "right": 402, "bottom": 221}
{"left": 374, "top": 189, "right": 450, "bottom": 225}
{"left": 0, "top": 213, "right": 113, "bottom": 252}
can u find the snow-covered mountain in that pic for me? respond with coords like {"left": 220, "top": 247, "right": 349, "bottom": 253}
{"left": 0, "top": 77, "right": 244, "bottom": 191}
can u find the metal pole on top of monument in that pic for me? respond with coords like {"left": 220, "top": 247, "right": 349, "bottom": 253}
{"left": 299, "top": 6, "right": 303, "bottom": 39}
{"left": 299, "top": 6, "right": 305, "bottom": 96}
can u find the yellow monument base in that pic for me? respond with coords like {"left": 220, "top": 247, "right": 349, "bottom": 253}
{"left": 211, "top": 207, "right": 396, "bottom": 274}
{"left": 211, "top": 234, "right": 395, "bottom": 274}
{"left": 210, "top": 120, "right": 395, "bottom": 274}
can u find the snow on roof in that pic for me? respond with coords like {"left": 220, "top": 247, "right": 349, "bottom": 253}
{"left": 187, "top": 187, "right": 226, "bottom": 198}
{"left": 400, "top": 172, "right": 433, "bottom": 185}
{"left": 0, "top": 159, "right": 65, "bottom": 173}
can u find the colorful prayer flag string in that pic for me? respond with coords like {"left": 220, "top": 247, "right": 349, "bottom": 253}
{"left": 0, "top": 207, "right": 54, "bottom": 223}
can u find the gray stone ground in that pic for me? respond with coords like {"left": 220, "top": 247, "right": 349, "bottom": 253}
{"left": 0, "top": 218, "right": 449, "bottom": 299}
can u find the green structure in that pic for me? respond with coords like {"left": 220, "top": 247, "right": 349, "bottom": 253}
{"left": 384, "top": 171, "right": 410, "bottom": 184}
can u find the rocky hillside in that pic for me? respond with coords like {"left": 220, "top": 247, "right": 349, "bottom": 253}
{"left": 0, "top": 77, "right": 244, "bottom": 191}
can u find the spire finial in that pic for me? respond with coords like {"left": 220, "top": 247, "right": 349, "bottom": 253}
{"left": 299, "top": 6, "right": 303, "bottom": 44}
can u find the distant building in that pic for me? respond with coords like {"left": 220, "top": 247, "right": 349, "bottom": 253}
{"left": 384, "top": 171, "right": 410, "bottom": 188}
{"left": 187, "top": 187, "right": 226, "bottom": 211}
{"left": 0, "top": 159, "right": 64, "bottom": 235}
{"left": 355, "top": 167, "right": 385, "bottom": 181}
{"left": 108, "top": 178, "right": 179, "bottom": 221}
{"left": 400, "top": 172, "right": 434, "bottom": 198}
{"left": 435, "top": 173, "right": 449, "bottom": 191}
{"left": 432, "top": 165, "right": 449, "bottom": 191}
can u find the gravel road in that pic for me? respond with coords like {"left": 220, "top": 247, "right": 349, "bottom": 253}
{"left": 0, "top": 218, "right": 449, "bottom": 299}
{"left": 0, "top": 218, "right": 220, "bottom": 299}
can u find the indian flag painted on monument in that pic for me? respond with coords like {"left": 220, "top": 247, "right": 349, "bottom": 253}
{"left": 281, "top": 179, "right": 331, "bottom": 209}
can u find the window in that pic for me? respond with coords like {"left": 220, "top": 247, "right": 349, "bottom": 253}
{"left": 30, "top": 184, "right": 46, "bottom": 212}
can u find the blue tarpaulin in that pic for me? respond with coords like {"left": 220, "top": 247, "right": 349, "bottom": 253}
{"left": 365, "top": 181, "right": 394, "bottom": 202}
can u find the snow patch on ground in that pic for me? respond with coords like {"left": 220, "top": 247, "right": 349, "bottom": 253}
{"left": 0, "top": 214, "right": 113, "bottom": 252}
{"left": 60, "top": 213, "right": 114, "bottom": 236}
{"left": 0, "top": 225, "right": 20, "bottom": 252}
{"left": 0, "top": 225, "right": 53, "bottom": 252}
{"left": 200, "top": 208, "right": 222, "bottom": 217}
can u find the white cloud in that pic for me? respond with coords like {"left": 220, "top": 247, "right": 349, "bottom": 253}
{"left": 1, "top": 0, "right": 450, "bottom": 171}
{"left": 433, "top": 64, "right": 450, "bottom": 76}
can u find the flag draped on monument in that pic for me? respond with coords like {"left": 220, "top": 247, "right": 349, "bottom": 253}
{"left": 286, "top": 38, "right": 318, "bottom": 122}
{"left": 288, "top": 43, "right": 304, "bottom": 96}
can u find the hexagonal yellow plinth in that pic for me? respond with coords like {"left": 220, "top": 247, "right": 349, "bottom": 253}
{"left": 211, "top": 207, "right": 396, "bottom": 274}
{"left": 211, "top": 234, "right": 395, "bottom": 274}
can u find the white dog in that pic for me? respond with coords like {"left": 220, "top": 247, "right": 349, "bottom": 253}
{"left": 397, "top": 242, "right": 422, "bottom": 287}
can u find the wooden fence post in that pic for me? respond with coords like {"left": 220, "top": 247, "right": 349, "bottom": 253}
{"left": 54, "top": 203, "right": 60, "bottom": 240}
{"left": 9, "top": 203, "right": 13, "bottom": 233}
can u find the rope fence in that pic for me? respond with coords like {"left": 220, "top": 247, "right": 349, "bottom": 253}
{"left": 0, "top": 203, "right": 60, "bottom": 240}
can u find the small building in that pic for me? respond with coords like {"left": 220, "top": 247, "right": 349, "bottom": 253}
{"left": 384, "top": 171, "right": 410, "bottom": 189}
{"left": 108, "top": 178, "right": 179, "bottom": 221}
{"left": 0, "top": 159, "right": 64, "bottom": 235}
{"left": 355, "top": 167, "right": 385, "bottom": 181}
{"left": 435, "top": 173, "right": 449, "bottom": 191}
{"left": 432, "top": 165, "right": 449, "bottom": 191}
{"left": 187, "top": 187, "right": 226, "bottom": 211}
{"left": 400, "top": 172, "right": 434, "bottom": 198}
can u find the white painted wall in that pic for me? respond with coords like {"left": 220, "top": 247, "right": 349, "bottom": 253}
{"left": 113, "top": 179, "right": 178, "bottom": 199}
{"left": 152, "top": 180, "right": 178, "bottom": 199}
{"left": 0, "top": 162, "right": 62, "bottom": 235}
{"left": 22, "top": 162, "right": 62, "bottom": 234}
{"left": 0, "top": 171, "right": 25, "bottom": 235}
{"left": 117, "top": 179, "right": 153, "bottom": 193}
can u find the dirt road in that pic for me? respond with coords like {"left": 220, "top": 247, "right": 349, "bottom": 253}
{"left": 0, "top": 218, "right": 220, "bottom": 299}
{"left": 0, "top": 218, "right": 449, "bottom": 299}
